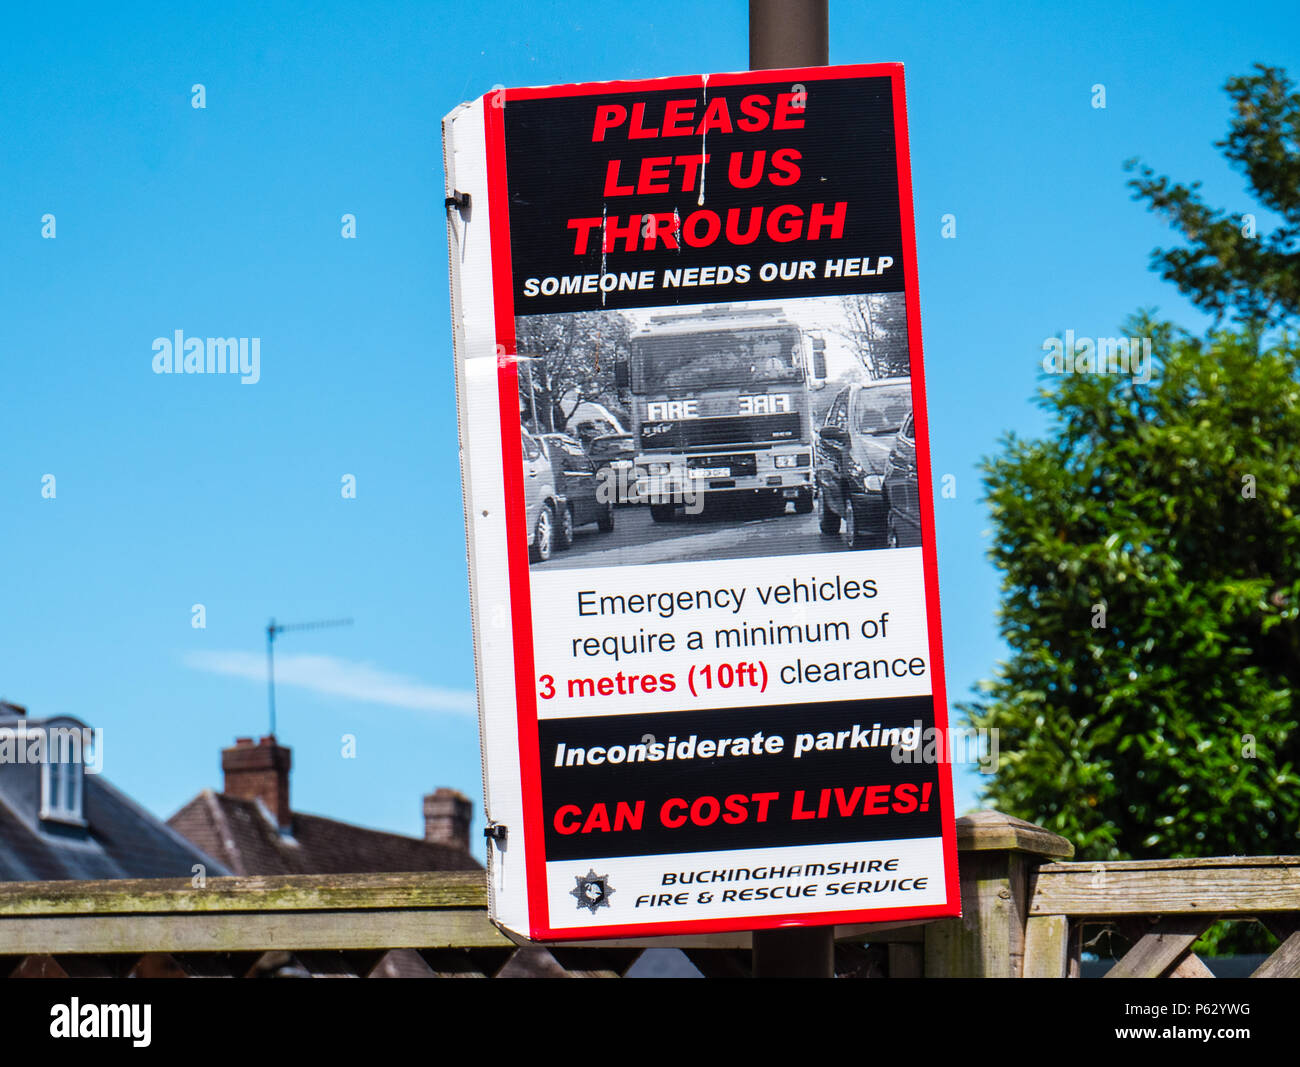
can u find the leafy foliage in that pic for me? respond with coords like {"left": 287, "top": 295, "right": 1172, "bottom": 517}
{"left": 840, "top": 293, "right": 910, "bottom": 377}
{"left": 966, "top": 319, "right": 1300, "bottom": 860}
{"left": 1126, "top": 64, "right": 1300, "bottom": 330}
{"left": 514, "top": 311, "right": 631, "bottom": 432}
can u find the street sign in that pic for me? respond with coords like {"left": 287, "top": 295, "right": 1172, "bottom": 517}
{"left": 443, "top": 63, "right": 959, "bottom": 941}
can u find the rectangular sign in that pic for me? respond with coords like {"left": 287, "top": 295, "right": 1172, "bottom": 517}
{"left": 443, "top": 63, "right": 959, "bottom": 940}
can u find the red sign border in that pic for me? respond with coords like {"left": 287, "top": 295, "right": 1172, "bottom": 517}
{"left": 482, "top": 62, "right": 961, "bottom": 941}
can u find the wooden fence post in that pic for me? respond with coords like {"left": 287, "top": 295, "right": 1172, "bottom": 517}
{"left": 924, "top": 811, "right": 1074, "bottom": 977}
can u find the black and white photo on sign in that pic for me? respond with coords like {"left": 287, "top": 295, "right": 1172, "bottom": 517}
{"left": 515, "top": 293, "right": 919, "bottom": 570}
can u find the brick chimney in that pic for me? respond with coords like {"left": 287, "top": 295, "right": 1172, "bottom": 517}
{"left": 222, "top": 736, "right": 292, "bottom": 829}
{"left": 423, "top": 788, "right": 471, "bottom": 852}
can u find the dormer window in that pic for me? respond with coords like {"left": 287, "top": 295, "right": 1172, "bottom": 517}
{"left": 41, "top": 755, "right": 85, "bottom": 825}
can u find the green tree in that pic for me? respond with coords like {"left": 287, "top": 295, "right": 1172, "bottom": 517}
{"left": 840, "top": 293, "right": 910, "bottom": 377}
{"left": 967, "top": 319, "right": 1300, "bottom": 860}
{"left": 969, "top": 65, "right": 1300, "bottom": 868}
{"left": 1126, "top": 64, "right": 1300, "bottom": 331}
{"left": 515, "top": 311, "right": 630, "bottom": 433}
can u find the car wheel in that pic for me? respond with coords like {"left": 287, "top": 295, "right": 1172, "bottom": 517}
{"left": 794, "top": 488, "right": 814, "bottom": 514}
{"left": 847, "top": 495, "right": 888, "bottom": 550}
{"left": 819, "top": 491, "right": 841, "bottom": 535}
{"left": 531, "top": 503, "right": 554, "bottom": 562}
{"left": 556, "top": 503, "right": 574, "bottom": 549}
{"left": 597, "top": 503, "right": 614, "bottom": 532}
{"left": 863, "top": 496, "right": 888, "bottom": 548}
{"left": 650, "top": 503, "right": 676, "bottom": 523}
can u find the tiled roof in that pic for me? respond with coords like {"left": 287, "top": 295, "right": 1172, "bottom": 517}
{"left": 167, "top": 790, "right": 482, "bottom": 876}
{"left": 0, "top": 774, "right": 229, "bottom": 882}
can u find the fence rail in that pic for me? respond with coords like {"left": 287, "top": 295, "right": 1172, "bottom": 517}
{"left": 2, "top": 812, "right": 1296, "bottom": 977}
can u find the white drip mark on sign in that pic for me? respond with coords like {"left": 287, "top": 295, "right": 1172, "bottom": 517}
{"left": 697, "top": 74, "right": 709, "bottom": 206}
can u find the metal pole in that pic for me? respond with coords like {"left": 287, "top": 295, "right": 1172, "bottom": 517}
{"left": 267, "top": 620, "right": 277, "bottom": 738}
{"left": 262, "top": 617, "right": 351, "bottom": 740}
{"left": 749, "top": 0, "right": 834, "bottom": 978}
{"left": 753, "top": 925, "right": 837, "bottom": 977}
{"left": 749, "top": 0, "right": 828, "bottom": 69}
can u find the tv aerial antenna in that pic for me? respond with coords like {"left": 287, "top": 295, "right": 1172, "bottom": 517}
{"left": 265, "top": 617, "right": 353, "bottom": 737}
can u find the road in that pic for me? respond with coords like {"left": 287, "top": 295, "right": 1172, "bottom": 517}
{"left": 533, "top": 498, "right": 861, "bottom": 570}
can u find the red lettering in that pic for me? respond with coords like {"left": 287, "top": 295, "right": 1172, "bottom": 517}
{"left": 766, "top": 204, "right": 803, "bottom": 242}
{"left": 892, "top": 783, "right": 919, "bottom": 814}
{"left": 769, "top": 147, "right": 802, "bottom": 186}
{"left": 791, "top": 790, "right": 816, "bottom": 820}
{"left": 752, "top": 791, "right": 779, "bottom": 821}
{"left": 723, "top": 794, "right": 749, "bottom": 824}
{"left": 602, "top": 213, "right": 642, "bottom": 253}
{"left": 614, "top": 800, "right": 645, "bottom": 830}
{"left": 808, "top": 201, "right": 848, "bottom": 240}
{"left": 863, "top": 784, "right": 891, "bottom": 815}
{"left": 628, "top": 102, "right": 658, "bottom": 139}
{"left": 727, "top": 150, "right": 766, "bottom": 189}
{"left": 725, "top": 206, "right": 763, "bottom": 245}
{"left": 603, "top": 159, "right": 635, "bottom": 196}
{"left": 643, "top": 212, "right": 680, "bottom": 250}
{"left": 568, "top": 216, "right": 602, "bottom": 254}
{"left": 773, "top": 92, "right": 806, "bottom": 129}
{"left": 591, "top": 93, "right": 795, "bottom": 141}
{"left": 690, "top": 795, "right": 721, "bottom": 826}
{"left": 697, "top": 96, "right": 734, "bottom": 135}
{"left": 554, "top": 805, "right": 583, "bottom": 834}
{"left": 636, "top": 156, "right": 673, "bottom": 195}
{"left": 583, "top": 804, "right": 611, "bottom": 833}
{"left": 737, "top": 93, "right": 771, "bottom": 132}
{"left": 835, "top": 786, "right": 865, "bottom": 817}
{"left": 683, "top": 209, "right": 721, "bottom": 247}
{"left": 674, "top": 153, "right": 708, "bottom": 192}
{"left": 660, "top": 798, "right": 688, "bottom": 828}
{"left": 591, "top": 104, "right": 627, "bottom": 142}
{"left": 662, "top": 98, "right": 697, "bottom": 136}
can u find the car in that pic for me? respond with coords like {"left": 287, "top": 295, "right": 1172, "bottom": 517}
{"left": 538, "top": 432, "right": 615, "bottom": 547}
{"left": 568, "top": 417, "right": 622, "bottom": 451}
{"left": 522, "top": 428, "right": 562, "bottom": 562}
{"left": 814, "top": 377, "right": 912, "bottom": 549}
{"left": 882, "top": 410, "right": 922, "bottom": 547}
{"left": 586, "top": 434, "right": 638, "bottom": 504}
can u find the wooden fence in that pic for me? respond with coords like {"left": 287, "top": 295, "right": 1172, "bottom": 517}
{"left": 1, "top": 811, "right": 1296, "bottom": 977}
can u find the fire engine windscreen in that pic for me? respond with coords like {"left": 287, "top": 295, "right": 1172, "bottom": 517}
{"left": 634, "top": 329, "right": 803, "bottom": 391}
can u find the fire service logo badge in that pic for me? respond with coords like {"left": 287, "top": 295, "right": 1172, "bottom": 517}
{"left": 570, "top": 870, "right": 615, "bottom": 914}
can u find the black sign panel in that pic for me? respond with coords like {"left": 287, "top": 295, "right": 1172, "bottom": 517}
{"left": 504, "top": 76, "right": 904, "bottom": 313}
{"left": 539, "top": 696, "right": 941, "bottom": 860}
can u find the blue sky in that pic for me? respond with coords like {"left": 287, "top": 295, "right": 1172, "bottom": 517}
{"left": 2, "top": 1, "right": 1296, "bottom": 854}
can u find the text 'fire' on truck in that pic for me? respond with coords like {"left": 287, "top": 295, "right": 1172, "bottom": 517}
{"left": 614, "top": 305, "right": 827, "bottom": 522}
